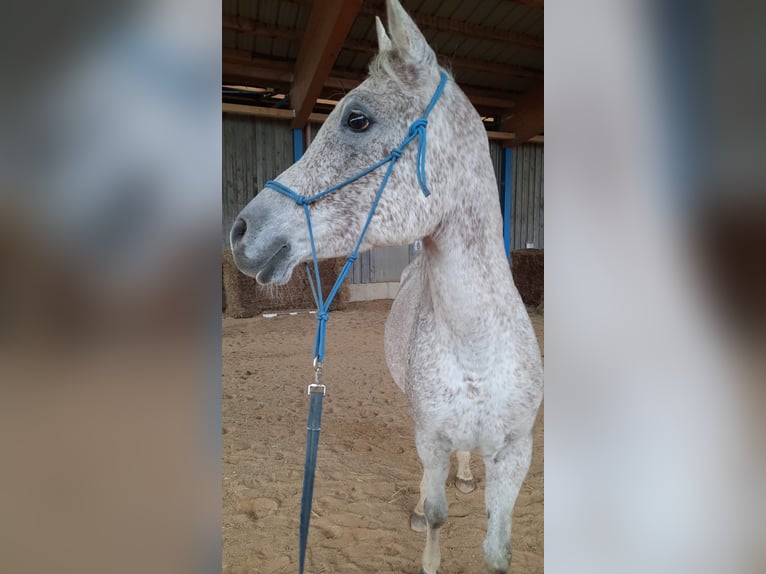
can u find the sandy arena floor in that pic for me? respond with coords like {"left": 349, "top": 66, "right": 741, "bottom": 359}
{"left": 223, "top": 300, "right": 543, "bottom": 574}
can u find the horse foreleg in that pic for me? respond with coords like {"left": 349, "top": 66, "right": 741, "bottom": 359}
{"left": 482, "top": 433, "right": 533, "bottom": 573}
{"left": 413, "top": 449, "right": 474, "bottom": 533}
{"left": 416, "top": 443, "right": 450, "bottom": 574}
{"left": 455, "top": 450, "right": 476, "bottom": 493}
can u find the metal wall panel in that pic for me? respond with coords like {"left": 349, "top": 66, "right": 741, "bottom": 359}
{"left": 489, "top": 140, "right": 544, "bottom": 250}
{"left": 512, "top": 142, "right": 544, "bottom": 250}
{"left": 373, "top": 246, "right": 413, "bottom": 282}
{"left": 222, "top": 115, "right": 293, "bottom": 247}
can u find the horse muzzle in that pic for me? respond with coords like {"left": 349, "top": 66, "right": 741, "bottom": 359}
{"left": 230, "top": 213, "right": 296, "bottom": 285}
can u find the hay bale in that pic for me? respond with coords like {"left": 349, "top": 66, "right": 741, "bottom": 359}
{"left": 222, "top": 251, "right": 350, "bottom": 318}
{"left": 511, "top": 249, "right": 544, "bottom": 307}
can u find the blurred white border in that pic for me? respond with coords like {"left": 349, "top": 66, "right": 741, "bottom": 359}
{"left": 546, "top": 0, "right": 762, "bottom": 572}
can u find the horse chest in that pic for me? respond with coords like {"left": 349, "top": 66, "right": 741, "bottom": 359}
{"left": 386, "top": 265, "right": 516, "bottom": 438}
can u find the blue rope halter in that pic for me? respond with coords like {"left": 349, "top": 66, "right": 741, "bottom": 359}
{"left": 264, "top": 71, "right": 448, "bottom": 366}
{"left": 265, "top": 71, "right": 448, "bottom": 574}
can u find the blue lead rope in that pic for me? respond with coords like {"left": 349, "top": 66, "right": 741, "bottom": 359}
{"left": 299, "top": 387, "right": 324, "bottom": 574}
{"left": 266, "top": 71, "right": 448, "bottom": 574}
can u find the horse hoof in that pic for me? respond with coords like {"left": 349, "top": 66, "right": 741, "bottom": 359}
{"left": 410, "top": 511, "right": 427, "bottom": 532}
{"left": 455, "top": 477, "right": 476, "bottom": 494}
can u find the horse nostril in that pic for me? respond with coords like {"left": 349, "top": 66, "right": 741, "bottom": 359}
{"left": 231, "top": 217, "right": 247, "bottom": 246}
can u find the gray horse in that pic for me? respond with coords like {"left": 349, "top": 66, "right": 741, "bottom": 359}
{"left": 230, "top": 1, "right": 543, "bottom": 571}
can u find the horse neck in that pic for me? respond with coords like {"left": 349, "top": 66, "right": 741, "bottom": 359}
{"left": 420, "top": 162, "right": 516, "bottom": 333}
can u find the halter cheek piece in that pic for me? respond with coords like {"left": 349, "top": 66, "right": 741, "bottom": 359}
{"left": 263, "top": 72, "right": 448, "bottom": 574}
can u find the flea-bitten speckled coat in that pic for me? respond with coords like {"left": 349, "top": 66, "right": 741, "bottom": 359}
{"left": 230, "top": 1, "right": 542, "bottom": 572}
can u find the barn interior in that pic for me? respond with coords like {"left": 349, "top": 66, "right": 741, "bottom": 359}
{"left": 222, "top": 0, "right": 544, "bottom": 312}
{"left": 223, "top": 0, "right": 543, "bottom": 141}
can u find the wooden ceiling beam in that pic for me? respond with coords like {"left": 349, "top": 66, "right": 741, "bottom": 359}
{"left": 223, "top": 75, "right": 291, "bottom": 93}
{"left": 223, "top": 104, "right": 294, "bottom": 120}
{"left": 487, "top": 130, "right": 516, "bottom": 141}
{"left": 342, "top": 37, "right": 541, "bottom": 79}
{"left": 500, "top": 80, "right": 543, "bottom": 146}
{"left": 222, "top": 103, "right": 328, "bottom": 123}
{"left": 359, "top": 3, "right": 543, "bottom": 50}
{"left": 228, "top": 2, "right": 542, "bottom": 50}
{"left": 290, "top": 0, "right": 362, "bottom": 128}
{"left": 222, "top": 49, "right": 294, "bottom": 70}
{"left": 448, "top": 54, "right": 541, "bottom": 80}
{"left": 222, "top": 50, "right": 294, "bottom": 90}
{"left": 461, "top": 86, "right": 519, "bottom": 110}
{"left": 223, "top": 50, "right": 522, "bottom": 112}
{"left": 222, "top": 64, "right": 293, "bottom": 85}
{"left": 223, "top": 16, "right": 301, "bottom": 41}
{"left": 224, "top": 20, "right": 540, "bottom": 81}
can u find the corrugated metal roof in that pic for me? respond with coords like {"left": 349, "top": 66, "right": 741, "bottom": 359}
{"left": 223, "top": 0, "right": 543, "bottom": 137}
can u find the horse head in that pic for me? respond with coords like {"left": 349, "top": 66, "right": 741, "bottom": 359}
{"left": 230, "top": 0, "right": 485, "bottom": 284}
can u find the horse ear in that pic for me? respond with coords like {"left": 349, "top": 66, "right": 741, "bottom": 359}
{"left": 386, "top": 0, "right": 436, "bottom": 67}
{"left": 375, "top": 16, "right": 392, "bottom": 53}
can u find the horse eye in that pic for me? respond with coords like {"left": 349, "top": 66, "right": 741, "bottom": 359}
{"left": 346, "top": 110, "right": 371, "bottom": 132}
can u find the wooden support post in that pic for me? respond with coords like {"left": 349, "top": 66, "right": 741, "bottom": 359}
{"left": 291, "top": 0, "right": 362, "bottom": 129}
{"left": 501, "top": 81, "right": 544, "bottom": 146}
